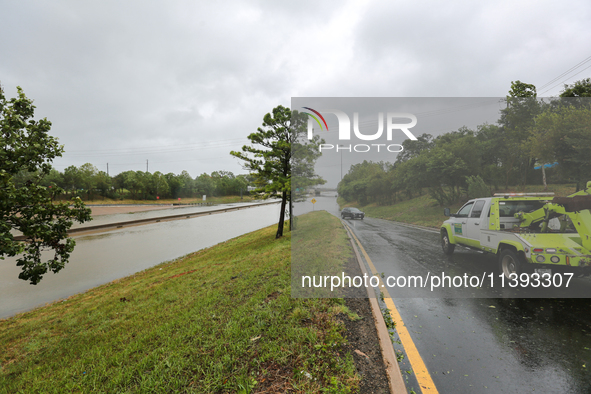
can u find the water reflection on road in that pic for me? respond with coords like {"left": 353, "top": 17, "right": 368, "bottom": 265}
{"left": 0, "top": 203, "right": 280, "bottom": 319}
{"left": 298, "top": 194, "right": 591, "bottom": 393}
{"left": 72, "top": 201, "right": 277, "bottom": 229}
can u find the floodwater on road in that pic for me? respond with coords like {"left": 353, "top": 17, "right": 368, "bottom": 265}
{"left": 72, "top": 200, "right": 277, "bottom": 229}
{"left": 0, "top": 203, "right": 280, "bottom": 319}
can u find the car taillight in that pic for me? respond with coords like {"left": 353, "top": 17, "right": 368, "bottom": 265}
{"left": 533, "top": 248, "right": 543, "bottom": 253}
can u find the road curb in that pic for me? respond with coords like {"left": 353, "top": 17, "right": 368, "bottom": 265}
{"left": 342, "top": 223, "right": 407, "bottom": 394}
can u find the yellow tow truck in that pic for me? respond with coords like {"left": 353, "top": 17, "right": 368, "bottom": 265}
{"left": 441, "top": 182, "right": 591, "bottom": 279}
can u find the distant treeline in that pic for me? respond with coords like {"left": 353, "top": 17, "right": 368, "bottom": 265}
{"left": 338, "top": 80, "right": 591, "bottom": 206}
{"left": 15, "top": 165, "right": 252, "bottom": 200}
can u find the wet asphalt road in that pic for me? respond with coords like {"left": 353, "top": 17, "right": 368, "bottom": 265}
{"left": 297, "top": 195, "right": 591, "bottom": 393}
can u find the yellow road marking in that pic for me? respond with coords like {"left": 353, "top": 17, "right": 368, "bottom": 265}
{"left": 346, "top": 224, "right": 439, "bottom": 394}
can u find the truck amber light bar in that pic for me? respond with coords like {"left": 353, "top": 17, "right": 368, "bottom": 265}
{"left": 493, "top": 192, "right": 555, "bottom": 197}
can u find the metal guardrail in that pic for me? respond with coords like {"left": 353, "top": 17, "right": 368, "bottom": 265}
{"left": 13, "top": 201, "right": 280, "bottom": 241}
{"left": 172, "top": 202, "right": 214, "bottom": 206}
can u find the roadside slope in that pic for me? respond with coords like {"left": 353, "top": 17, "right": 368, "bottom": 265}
{"left": 1, "top": 212, "right": 362, "bottom": 393}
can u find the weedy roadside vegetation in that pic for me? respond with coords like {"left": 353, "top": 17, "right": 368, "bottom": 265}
{"left": 0, "top": 212, "right": 359, "bottom": 393}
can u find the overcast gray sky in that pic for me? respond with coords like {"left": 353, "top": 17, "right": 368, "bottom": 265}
{"left": 1, "top": 0, "right": 590, "bottom": 178}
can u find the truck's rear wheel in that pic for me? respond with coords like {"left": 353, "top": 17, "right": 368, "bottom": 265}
{"left": 441, "top": 231, "right": 455, "bottom": 255}
{"left": 499, "top": 249, "right": 522, "bottom": 279}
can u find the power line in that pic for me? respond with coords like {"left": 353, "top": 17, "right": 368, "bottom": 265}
{"left": 538, "top": 55, "right": 591, "bottom": 91}
{"left": 52, "top": 149, "right": 248, "bottom": 168}
{"left": 62, "top": 137, "right": 248, "bottom": 154}
{"left": 61, "top": 138, "right": 250, "bottom": 158}
{"left": 538, "top": 63, "right": 591, "bottom": 96}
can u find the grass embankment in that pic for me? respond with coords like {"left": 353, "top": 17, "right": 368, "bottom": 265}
{"left": 341, "top": 183, "right": 580, "bottom": 229}
{"left": 82, "top": 195, "right": 257, "bottom": 205}
{"left": 0, "top": 212, "right": 359, "bottom": 393}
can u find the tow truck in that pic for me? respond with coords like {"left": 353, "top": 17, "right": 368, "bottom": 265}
{"left": 440, "top": 181, "right": 591, "bottom": 278}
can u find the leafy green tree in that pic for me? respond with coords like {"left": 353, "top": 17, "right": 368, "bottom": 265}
{"left": 231, "top": 106, "right": 324, "bottom": 238}
{"left": 367, "top": 172, "right": 390, "bottom": 205}
{"left": 499, "top": 81, "right": 542, "bottom": 188}
{"left": 338, "top": 161, "right": 387, "bottom": 204}
{"left": 116, "top": 170, "right": 139, "bottom": 198}
{"left": 541, "top": 105, "right": 591, "bottom": 190}
{"left": 211, "top": 170, "right": 234, "bottom": 179}
{"left": 474, "top": 124, "right": 504, "bottom": 189}
{"left": 165, "top": 173, "right": 183, "bottom": 198}
{"left": 556, "top": 79, "right": 591, "bottom": 111}
{"left": 415, "top": 128, "right": 481, "bottom": 204}
{"left": 425, "top": 147, "right": 471, "bottom": 205}
{"left": 42, "top": 168, "right": 65, "bottom": 191}
{"left": 94, "top": 170, "right": 112, "bottom": 197}
{"left": 527, "top": 110, "right": 558, "bottom": 189}
{"left": 12, "top": 169, "right": 38, "bottom": 188}
{"left": 395, "top": 133, "right": 434, "bottom": 163}
{"left": 290, "top": 122, "right": 325, "bottom": 230}
{"left": 63, "top": 165, "right": 82, "bottom": 196}
{"left": 560, "top": 78, "right": 591, "bottom": 98}
{"left": 113, "top": 172, "right": 127, "bottom": 195}
{"left": 291, "top": 126, "right": 326, "bottom": 211}
{"left": 134, "top": 171, "right": 151, "bottom": 200}
{"left": 149, "top": 171, "right": 169, "bottom": 198}
{"left": 1, "top": 86, "right": 91, "bottom": 284}
{"left": 210, "top": 171, "right": 250, "bottom": 196}
{"left": 211, "top": 170, "right": 235, "bottom": 196}
{"left": 178, "top": 170, "right": 194, "bottom": 197}
{"left": 526, "top": 88, "right": 591, "bottom": 190}
{"left": 194, "top": 173, "right": 215, "bottom": 197}
{"left": 78, "top": 163, "right": 98, "bottom": 200}
{"left": 465, "top": 175, "right": 490, "bottom": 199}
{"left": 233, "top": 174, "right": 249, "bottom": 197}
{"left": 507, "top": 80, "right": 537, "bottom": 98}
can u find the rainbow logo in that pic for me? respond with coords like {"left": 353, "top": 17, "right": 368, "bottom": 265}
{"left": 302, "top": 107, "right": 329, "bottom": 131}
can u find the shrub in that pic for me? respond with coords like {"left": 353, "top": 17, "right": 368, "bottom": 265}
{"left": 466, "top": 175, "right": 490, "bottom": 199}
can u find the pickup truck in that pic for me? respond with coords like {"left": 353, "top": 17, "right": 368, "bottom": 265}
{"left": 440, "top": 182, "right": 591, "bottom": 279}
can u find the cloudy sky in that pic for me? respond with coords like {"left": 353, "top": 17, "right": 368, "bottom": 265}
{"left": 1, "top": 1, "right": 590, "bottom": 180}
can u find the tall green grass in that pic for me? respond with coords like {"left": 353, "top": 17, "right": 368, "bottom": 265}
{"left": 0, "top": 213, "right": 358, "bottom": 393}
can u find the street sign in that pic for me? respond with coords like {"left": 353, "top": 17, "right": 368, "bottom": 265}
{"left": 311, "top": 198, "right": 317, "bottom": 204}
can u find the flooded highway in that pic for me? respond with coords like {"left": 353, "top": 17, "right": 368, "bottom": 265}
{"left": 72, "top": 201, "right": 278, "bottom": 229}
{"left": 0, "top": 202, "right": 280, "bottom": 319}
{"left": 295, "top": 194, "right": 591, "bottom": 393}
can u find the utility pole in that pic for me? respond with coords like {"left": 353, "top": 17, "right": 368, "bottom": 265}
{"left": 146, "top": 159, "right": 149, "bottom": 173}
{"left": 339, "top": 145, "right": 343, "bottom": 181}
{"left": 106, "top": 163, "right": 109, "bottom": 176}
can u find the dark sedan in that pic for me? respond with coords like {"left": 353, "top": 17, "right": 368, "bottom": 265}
{"left": 341, "top": 207, "right": 365, "bottom": 220}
